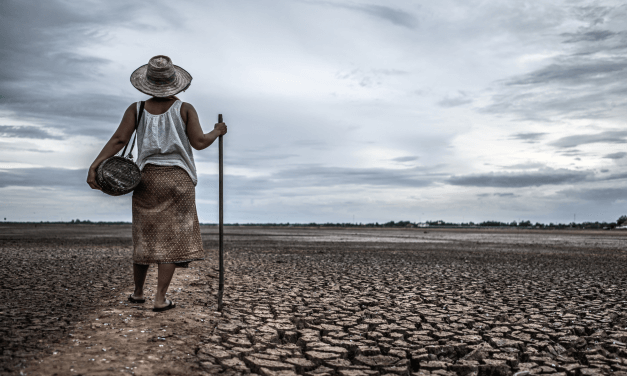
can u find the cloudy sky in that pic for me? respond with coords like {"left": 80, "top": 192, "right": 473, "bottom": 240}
{"left": 1, "top": 0, "right": 626, "bottom": 224}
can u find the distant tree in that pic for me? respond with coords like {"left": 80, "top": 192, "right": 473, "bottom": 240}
{"left": 480, "top": 220, "right": 504, "bottom": 227}
{"left": 618, "top": 215, "right": 627, "bottom": 226}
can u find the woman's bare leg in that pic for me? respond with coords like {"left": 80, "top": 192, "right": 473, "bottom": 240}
{"left": 132, "top": 263, "right": 149, "bottom": 300}
{"left": 154, "top": 263, "right": 176, "bottom": 308}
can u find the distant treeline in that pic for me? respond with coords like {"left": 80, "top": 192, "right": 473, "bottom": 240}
{"left": 4, "top": 216, "right": 626, "bottom": 230}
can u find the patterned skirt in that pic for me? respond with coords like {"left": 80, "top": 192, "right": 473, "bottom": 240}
{"left": 132, "top": 164, "right": 204, "bottom": 265}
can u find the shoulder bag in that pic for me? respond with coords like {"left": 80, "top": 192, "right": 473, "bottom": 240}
{"left": 95, "top": 101, "right": 145, "bottom": 196}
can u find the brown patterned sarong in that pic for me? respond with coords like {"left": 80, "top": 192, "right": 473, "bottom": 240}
{"left": 132, "top": 164, "right": 204, "bottom": 265}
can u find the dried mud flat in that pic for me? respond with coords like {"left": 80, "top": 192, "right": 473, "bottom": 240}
{"left": 1, "top": 225, "right": 627, "bottom": 376}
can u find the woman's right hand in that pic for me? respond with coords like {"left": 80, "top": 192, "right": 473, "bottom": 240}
{"left": 214, "top": 122, "right": 227, "bottom": 136}
{"left": 87, "top": 166, "right": 102, "bottom": 190}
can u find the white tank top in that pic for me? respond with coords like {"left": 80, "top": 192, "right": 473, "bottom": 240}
{"left": 135, "top": 100, "right": 198, "bottom": 185}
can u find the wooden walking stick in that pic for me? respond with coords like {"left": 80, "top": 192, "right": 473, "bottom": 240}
{"left": 217, "top": 113, "right": 225, "bottom": 312}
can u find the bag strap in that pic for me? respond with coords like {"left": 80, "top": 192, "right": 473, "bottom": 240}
{"left": 121, "top": 101, "right": 145, "bottom": 159}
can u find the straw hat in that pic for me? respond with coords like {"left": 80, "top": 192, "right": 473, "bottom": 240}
{"left": 130, "top": 55, "right": 192, "bottom": 97}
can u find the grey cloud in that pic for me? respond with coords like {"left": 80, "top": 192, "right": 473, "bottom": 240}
{"left": 0, "top": 125, "right": 64, "bottom": 139}
{"left": 309, "top": 1, "right": 418, "bottom": 29}
{"left": 510, "top": 132, "right": 547, "bottom": 143}
{"left": 354, "top": 4, "right": 418, "bottom": 29}
{"left": 373, "top": 69, "right": 410, "bottom": 76}
{"left": 558, "top": 187, "right": 626, "bottom": 202}
{"left": 275, "top": 165, "right": 436, "bottom": 188}
{"left": 599, "top": 172, "right": 627, "bottom": 181}
{"left": 438, "top": 92, "right": 472, "bottom": 108}
{"left": 550, "top": 130, "right": 627, "bottom": 148}
{"left": 603, "top": 152, "right": 627, "bottom": 159}
{"left": 0, "top": 140, "right": 55, "bottom": 153}
{"left": 195, "top": 165, "right": 441, "bottom": 200}
{"left": 483, "top": 87, "right": 623, "bottom": 122}
{"left": 501, "top": 162, "right": 547, "bottom": 170}
{"left": 1, "top": 162, "right": 440, "bottom": 196}
{"left": 449, "top": 168, "right": 590, "bottom": 187}
{"left": 571, "top": 5, "right": 614, "bottom": 27}
{"left": 214, "top": 164, "right": 445, "bottom": 195}
{"left": 478, "top": 193, "right": 517, "bottom": 198}
{"left": 562, "top": 29, "right": 616, "bottom": 43}
{"left": 0, "top": 92, "right": 133, "bottom": 138}
{"left": 224, "top": 153, "right": 300, "bottom": 166}
{"left": 483, "top": 5, "right": 627, "bottom": 122}
{"left": 0, "top": 1, "right": 180, "bottom": 139}
{"left": 391, "top": 156, "right": 419, "bottom": 162}
{"left": 0, "top": 167, "right": 87, "bottom": 189}
{"left": 335, "top": 68, "right": 408, "bottom": 88}
{"left": 293, "top": 140, "right": 330, "bottom": 150}
{"left": 560, "top": 149, "right": 583, "bottom": 157}
{"left": 507, "top": 60, "right": 627, "bottom": 86}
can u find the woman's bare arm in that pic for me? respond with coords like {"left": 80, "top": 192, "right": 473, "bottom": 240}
{"left": 86, "top": 103, "right": 138, "bottom": 190}
{"left": 183, "top": 103, "right": 227, "bottom": 150}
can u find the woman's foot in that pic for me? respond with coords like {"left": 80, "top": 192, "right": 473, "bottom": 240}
{"left": 153, "top": 299, "right": 176, "bottom": 312}
{"left": 128, "top": 293, "right": 145, "bottom": 303}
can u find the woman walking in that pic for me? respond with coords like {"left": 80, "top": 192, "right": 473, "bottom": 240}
{"left": 87, "top": 55, "right": 227, "bottom": 312}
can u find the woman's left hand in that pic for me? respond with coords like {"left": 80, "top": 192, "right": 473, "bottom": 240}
{"left": 87, "top": 167, "right": 101, "bottom": 190}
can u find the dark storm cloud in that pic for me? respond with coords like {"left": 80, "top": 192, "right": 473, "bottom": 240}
{"left": 510, "top": 132, "right": 547, "bottom": 143}
{"left": 0, "top": 125, "right": 63, "bottom": 140}
{"left": 0, "top": 1, "right": 179, "bottom": 139}
{"left": 550, "top": 130, "right": 627, "bottom": 148}
{"left": 448, "top": 168, "right": 590, "bottom": 188}
{"left": 603, "top": 152, "right": 627, "bottom": 159}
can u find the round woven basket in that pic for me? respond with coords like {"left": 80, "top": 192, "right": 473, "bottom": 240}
{"left": 96, "top": 156, "right": 142, "bottom": 196}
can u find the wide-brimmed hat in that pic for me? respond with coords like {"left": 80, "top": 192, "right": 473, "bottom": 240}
{"left": 130, "top": 55, "right": 192, "bottom": 97}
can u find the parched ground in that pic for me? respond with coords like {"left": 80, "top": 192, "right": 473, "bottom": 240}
{"left": 1, "top": 225, "right": 627, "bottom": 376}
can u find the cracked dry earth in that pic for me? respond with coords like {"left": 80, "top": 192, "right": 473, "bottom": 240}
{"left": 1, "top": 225, "right": 627, "bottom": 376}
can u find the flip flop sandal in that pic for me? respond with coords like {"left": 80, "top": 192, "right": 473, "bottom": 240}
{"left": 128, "top": 294, "right": 146, "bottom": 304}
{"left": 153, "top": 300, "right": 176, "bottom": 312}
